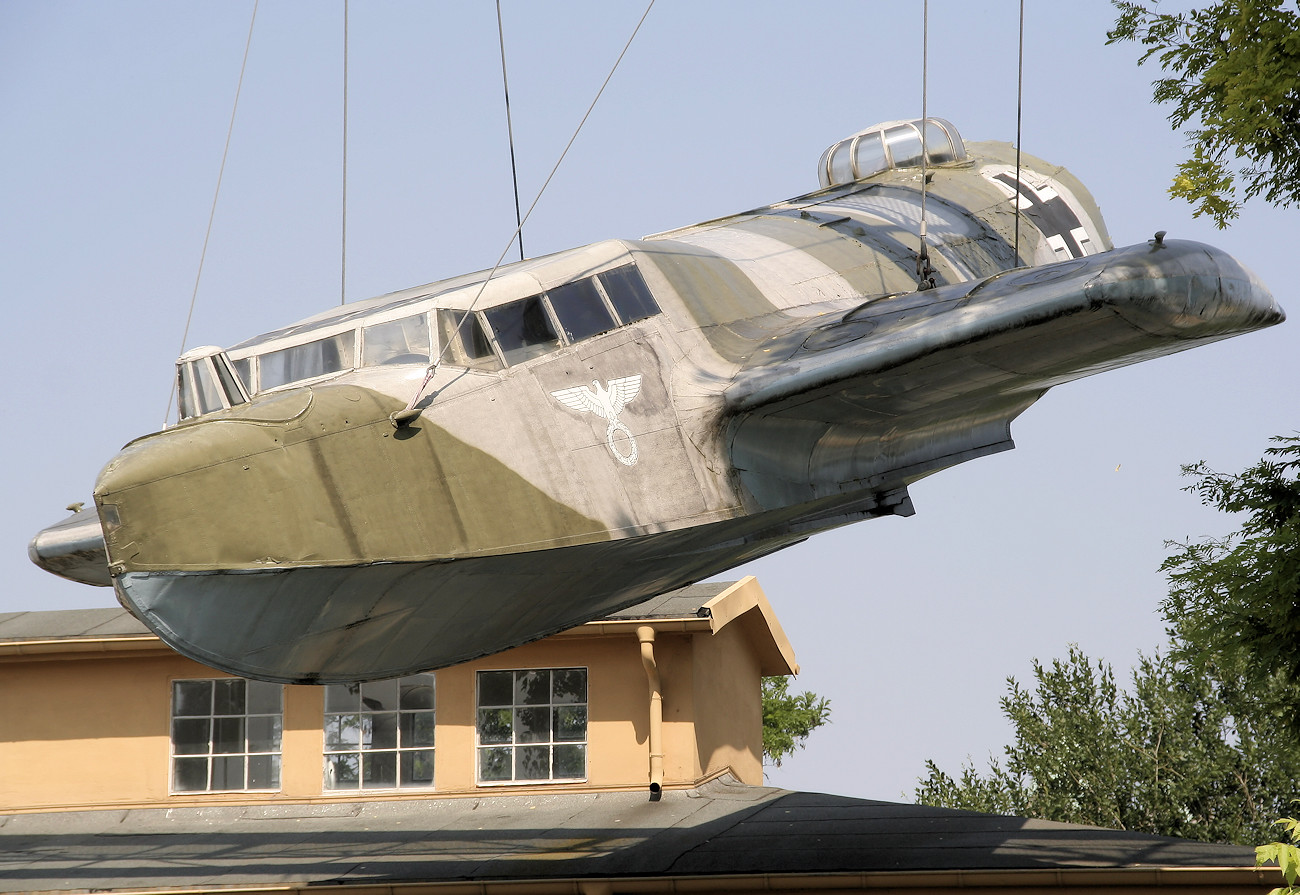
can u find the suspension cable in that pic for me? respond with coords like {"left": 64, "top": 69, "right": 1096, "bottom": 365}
{"left": 1014, "top": 0, "right": 1025, "bottom": 264}
{"left": 916, "top": 0, "right": 934, "bottom": 291}
{"left": 497, "top": 0, "right": 525, "bottom": 263}
{"left": 394, "top": 0, "right": 657, "bottom": 424}
{"left": 166, "top": 0, "right": 259, "bottom": 428}
{"left": 341, "top": 0, "right": 350, "bottom": 305}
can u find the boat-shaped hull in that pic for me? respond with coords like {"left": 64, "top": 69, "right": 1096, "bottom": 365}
{"left": 116, "top": 490, "right": 907, "bottom": 683}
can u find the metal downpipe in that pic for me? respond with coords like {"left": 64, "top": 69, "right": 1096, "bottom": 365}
{"left": 637, "top": 625, "right": 664, "bottom": 800}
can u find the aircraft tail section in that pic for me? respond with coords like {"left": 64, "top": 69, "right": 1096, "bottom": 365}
{"left": 724, "top": 238, "right": 1283, "bottom": 511}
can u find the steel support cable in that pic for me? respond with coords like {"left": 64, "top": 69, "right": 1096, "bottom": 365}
{"left": 341, "top": 0, "right": 349, "bottom": 305}
{"left": 166, "top": 0, "right": 259, "bottom": 428}
{"left": 916, "top": 0, "right": 935, "bottom": 290}
{"left": 395, "top": 0, "right": 657, "bottom": 423}
{"left": 1014, "top": 0, "right": 1025, "bottom": 264}
{"left": 497, "top": 0, "right": 525, "bottom": 263}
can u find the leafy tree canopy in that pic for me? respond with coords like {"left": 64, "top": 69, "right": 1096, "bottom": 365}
{"left": 1162, "top": 434, "right": 1300, "bottom": 728}
{"left": 914, "top": 645, "right": 1300, "bottom": 844}
{"left": 916, "top": 434, "right": 1300, "bottom": 843}
{"left": 1108, "top": 0, "right": 1300, "bottom": 227}
{"left": 761, "top": 676, "right": 831, "bottom": 767}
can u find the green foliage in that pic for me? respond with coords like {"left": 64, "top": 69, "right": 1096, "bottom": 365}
{"left": 914, "top": 645, "right": 1300, "bottom": 844}
{"left": 918, "top": 435, "right": 1300, "bottom": 843}
{"left": 761, "top": 676, "right": 831, "bottom": 767}
{"left": 1257, "top": 816, "right": 1300, "bottom": 894}
{"left": 1161, "top": 435, "right": 1300, "bottom": 729}
{"left": 1107, "top": 0, "right": 1300, "bottom": 227}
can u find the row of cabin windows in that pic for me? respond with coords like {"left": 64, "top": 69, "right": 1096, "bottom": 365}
{"left": 225, "top": 264, "right": 659, "bottom": 398}
{"left": 169, "top": 669, "right": 589, "bottom": 793}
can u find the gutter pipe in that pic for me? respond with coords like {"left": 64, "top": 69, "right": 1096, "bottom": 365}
{"left": 636, "top": 625, "right": 664, "bottom": 800}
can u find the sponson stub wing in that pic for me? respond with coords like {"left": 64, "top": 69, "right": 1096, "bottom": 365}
{"left": 723, "top": 238, "right": 1283, "bottom": 511}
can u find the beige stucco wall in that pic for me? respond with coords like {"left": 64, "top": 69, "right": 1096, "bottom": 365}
{"left": 0, "top": 613, "right": 770, "bottom": 812}
{"left": 692, "top": 622, "right": 763, "bottom": 785}
{"left": 0, "top": 653, "right": 174, "bottom": 809}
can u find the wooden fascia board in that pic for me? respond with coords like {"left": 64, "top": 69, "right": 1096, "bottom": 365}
{"left": 702, "top": 576, "right": 800, "bottom": 676}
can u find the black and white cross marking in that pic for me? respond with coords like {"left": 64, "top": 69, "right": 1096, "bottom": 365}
{"left": 992, "top": 171, "right": 1094, "bottom": 260}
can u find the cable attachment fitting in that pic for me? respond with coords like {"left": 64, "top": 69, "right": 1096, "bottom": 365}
{"left": 391, "top": 360, "right": 441, "bottom": 428}
{"left": 916, "top": 244, "right": 936, "bottom": 291}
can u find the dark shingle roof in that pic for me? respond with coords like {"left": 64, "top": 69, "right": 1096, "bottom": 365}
{"left": 0, "top": 583, "right": 737, "bottom": 644}
{"left": 0, "top": 778, "right": 1268, "bottom": 893}
{"left": 0, "top": 608, "right": 150, "bottom": 641}
{"left": 605, "top": 581, "right": 730, "bottom": 620}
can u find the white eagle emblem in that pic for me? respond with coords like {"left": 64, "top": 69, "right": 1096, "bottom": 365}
{"left": 551, "top": 375, "right": 643, "bottom": 466}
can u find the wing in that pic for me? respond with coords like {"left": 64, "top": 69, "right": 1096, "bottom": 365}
{"left": 551, "top": 385, "right": 606, "bottom": 418}
{"left": 606, "top": 375, "right": 642, "bottom": 417}
{"left": 723, "top": 240, "right": 1280, "bottom": 511}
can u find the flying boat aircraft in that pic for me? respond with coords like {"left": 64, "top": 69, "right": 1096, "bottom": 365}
{"left": 30, "top": 118, "right": 1284, "bottom": 683}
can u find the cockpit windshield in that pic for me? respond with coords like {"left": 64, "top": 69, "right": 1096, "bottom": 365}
{"left": 175, "top": 347, "right": 250, "bottom": 422}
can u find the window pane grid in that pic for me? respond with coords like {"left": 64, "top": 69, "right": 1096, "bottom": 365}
{"left": 170, "top": 678, "right": 282, "bottom": 793}
{"left": 476, "top": 668, "right": 587, "bottom": 784}
{"left": 323, "top": 674, "right": 435, "bottom": 791}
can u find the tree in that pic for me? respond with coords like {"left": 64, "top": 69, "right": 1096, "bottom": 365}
{"left": 916, "top": 435, "right": 1300, "bottom": 842}
{"left": 1107, "top": 0, "right": 1300, "bottom": 227}
{"left": 1161, "top": 434, "right": 1300, "bottom": 729}
{"left": 914, "top": 645, "right": 1300, "bottom": 844}
{"left": 1257, "top": 817, "right": 1300, "bottom": 895}
{"left": 761, "top": 676, "right": 831, "bottom": 767}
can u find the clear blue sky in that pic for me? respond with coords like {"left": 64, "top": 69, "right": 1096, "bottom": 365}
{"left": 2, "top": 1, "right": 1293, "bottom": 800}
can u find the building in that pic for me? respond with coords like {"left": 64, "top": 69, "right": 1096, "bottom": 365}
{"left": 0, "top": 577, "right": 1281, "bottom": 894}
{"left": 0, "top": 578, "right": 794, "bottom": 812}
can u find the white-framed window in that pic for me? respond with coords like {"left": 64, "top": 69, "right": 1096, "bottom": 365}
{"left": 170, "top": 678, "right": 283, "bottom": 792}
{"left": 323, "top": 674, "right": 435, "bottom": 790}
{"left": 476, "top": 668, "right": 587, "bottom": 784}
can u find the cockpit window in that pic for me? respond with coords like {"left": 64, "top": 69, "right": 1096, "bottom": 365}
{"left": 212, "top": 357, "right": 244, "bottom": 408}
{"left": 362, "top": 313, "right": 430, "bottom": 366}
{"left": 851, "top": 132, "right": 887, "bottom": 181}
{"left": 818, "top": 117, "right": 967, "bottom": 188}
{"left": 217, "top": 264, "right": 661, "bottom": 390}
{"left": 259, "top": 331, "right": 355, "bottom": 391}
{"left": 829, "top": 141, "right": 854, "bottom": 187}
{"left": 599, "top": 265, "right": 660, "bottom": 323}
{"left": 923, "top": 120, "right": 959, "bottom": 164}
{"left": 883, "top": 124, "right": 923, "bottom": 168}
{"left": 231, "top": 356, "right": 252, "bottom": 391}
{"left": 177, "top": 364, "right": 198, "bottom": 421}
{"left": 548, "top": 279, "right": 617, "bottom": 342}
{"left": 435, "top": 308, "right": 502, "bottom": 371}
{"left": 176, "top": 350, "right": 250, "bottom": 421}
{"left": 483, "top": 296, "right": 561, "bottom": 365}
{"left": 195, "top": 362, "right": 225, "bottom": 416}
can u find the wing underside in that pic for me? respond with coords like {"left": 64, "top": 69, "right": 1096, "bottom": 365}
{"left": 724, "top": 239, "right": 1282, "bottom": 510}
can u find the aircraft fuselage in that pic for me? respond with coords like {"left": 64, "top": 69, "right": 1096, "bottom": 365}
{"left": 31, "top": 120, "right": 1284, "bottom": 682}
